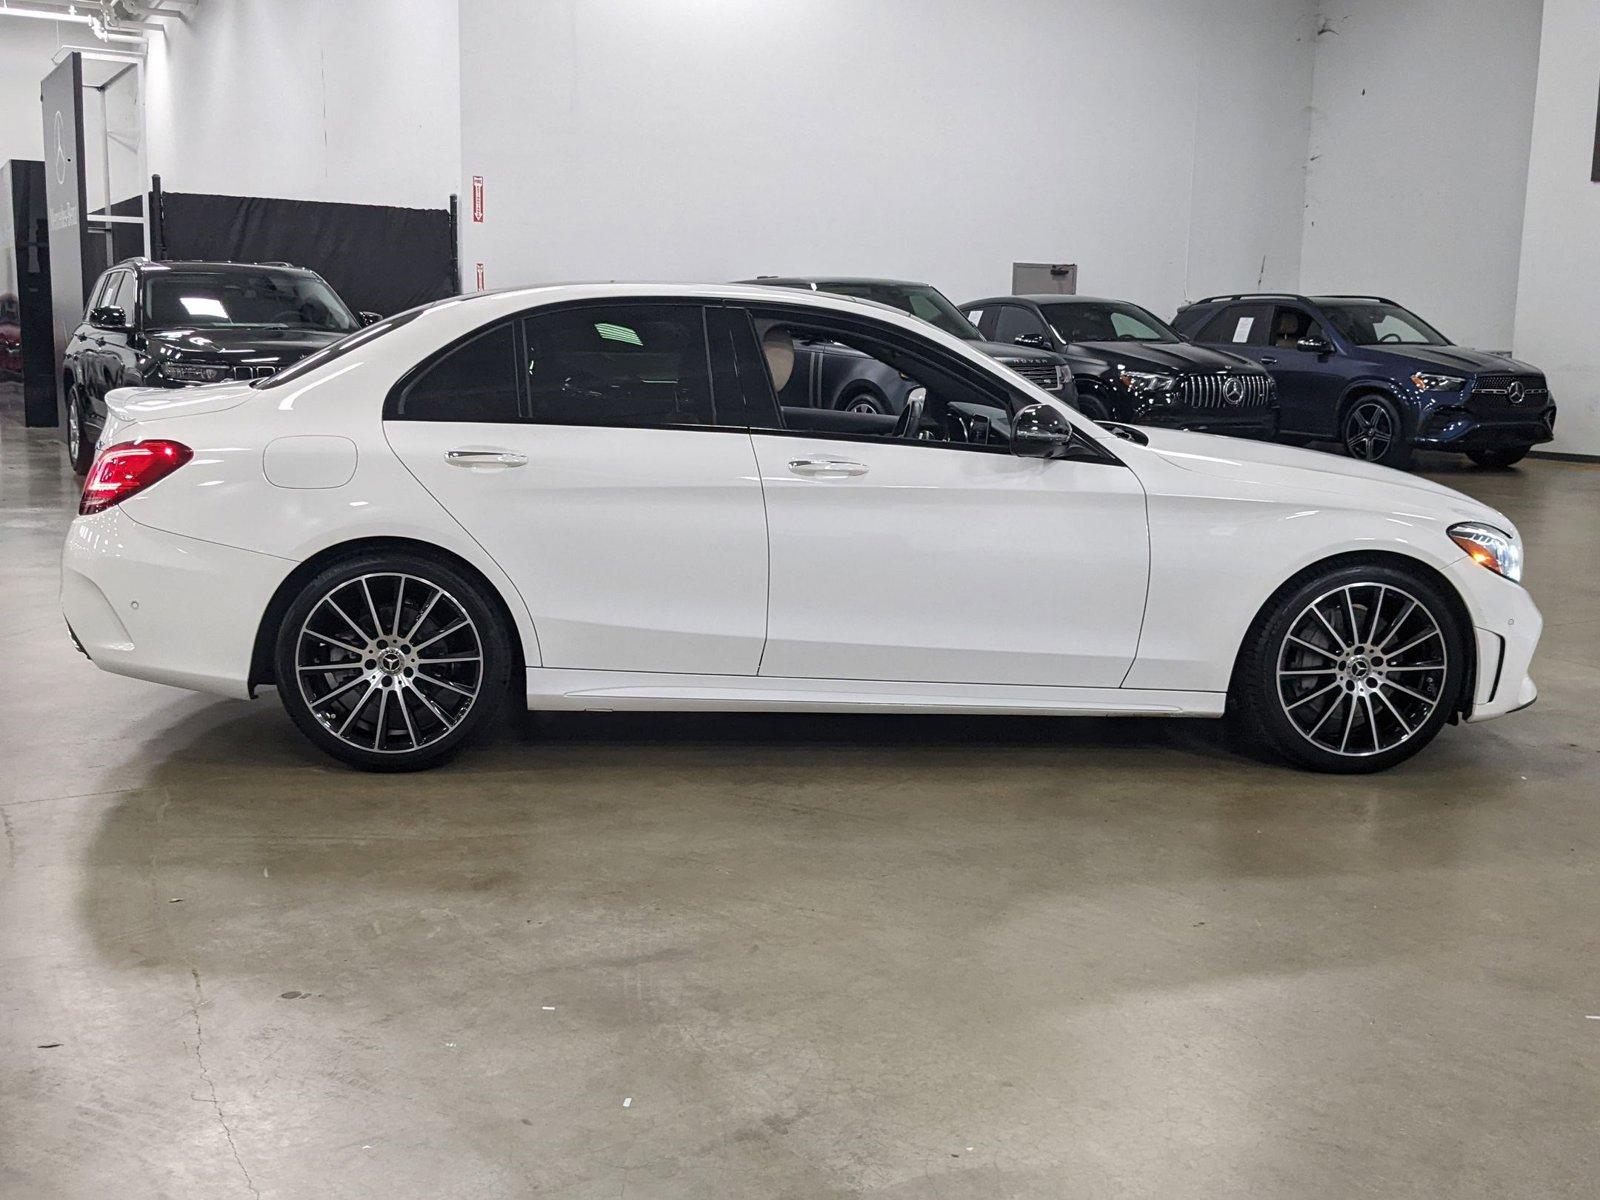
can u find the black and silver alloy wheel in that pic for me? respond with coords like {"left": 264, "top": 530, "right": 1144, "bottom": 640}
{"left": 66, "top": 386, "right": 95, "bottom": 475}
{"left": 274, "top": 554, "right": 511, "bottom": 770}
{"left": 1230, "top": 562, "right": 1466, "bottom": 773}
{"left": 1276, "top": 582, "right": 1446, "bottom": 758}
{"left": 1342, "top": 394, "right": 1410, "bottom": 468}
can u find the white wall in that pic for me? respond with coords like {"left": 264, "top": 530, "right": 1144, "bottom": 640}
{"left": 1512, "top": 0, "right": 1600, "bottom": 456}
{"left": 144, "top": 0, "right": 461, "bottom": 210}
{"left": 0, "top": 18, "right": 76, "bottom": 165}
{"left": 1299, "top": 0, "right": 1544, "bottom": 352}
{"left": 459, "top": 0, "right": 1316, "bottom": 317}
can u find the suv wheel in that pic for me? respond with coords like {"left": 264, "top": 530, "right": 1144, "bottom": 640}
{"left": 1230, "top": 561, "right": 1467, "bottom": 773}
{"left": 66, "top": 385, "right": 96, "bottom": 475}
{"left": 841, "top": 390, "right": 886, "bottom": 415}
{"left": 273, "top": 553, "right": 513, "bottom": 771}
{"left": 1075, "top": 394, "right": 1111, "bottom": 422}
{"left": 1467, "top": 444, "right": 1532, "bottom": 469}
{"left": 1342, "top": 394, "right": 1412, "bottom": 468}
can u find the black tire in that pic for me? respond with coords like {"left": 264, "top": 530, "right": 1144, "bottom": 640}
{"left": 66, "top": 385, "right": 96, "bottom": 476}
{"left": 1229, "top": 559, "right": 1469, "bottom": 773}
{"left": 272, "top": 552, "right": 513, "bottom": 771}
{"left": 1467, "top": 444, "right": 1532, "bottom": 469}
{"left": 1341, "top": 393, "right": 1412, "bottom": 469}
{"left": 1075, "top": 393, "right": 1111, "bottom": 422}
{"left": 839, "top": 390, "right": 887, "bottom": 415}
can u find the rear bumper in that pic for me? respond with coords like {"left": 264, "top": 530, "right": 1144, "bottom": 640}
{"left": 1444, "top": 556, "right": 1542, "bottom": 722}
{"left": 61, "top": 506, "right": 291, "bottom": 699}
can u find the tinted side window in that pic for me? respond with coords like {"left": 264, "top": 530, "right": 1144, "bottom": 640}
{"left": 523, "top": 304, "right": 712, "bottom": 427}
{"left": 1268, "top": 306, "right": 1325, "bottom": 348}
{"left": 395, "top": 322, "right": 520, "bottom": 421}
{"left": 85, "top": 271, "right": 116, "bottom": 317}
{"left": 1196, "top": 303, "right": 1272, "bottom": 346}
{"left": 992, "top": 304, "right": 1048, "bottom": 343}
{"left": 109, "top": 271, "right": 137, "bottom": 316}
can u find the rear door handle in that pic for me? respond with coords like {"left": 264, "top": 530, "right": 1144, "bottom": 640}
{"left": 446, "top": 448, "right": 527, "bottom": 468}
{"left": 788, "top": 457, "right": 868, "bottom": 478}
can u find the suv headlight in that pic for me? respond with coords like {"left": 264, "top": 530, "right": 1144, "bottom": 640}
{"left": 1055, "top": 363, "right": 1071, "bottom": 389}
{"left": 1118, "top": 369, "right": 1180, "bottom": 402}
{"left": 161, "top": 363, "right": 230, "bottom": 384}
{"left": 1448, "top": 521, "right": 1523, "bottom": 582}
{"left": 1411, "top": 372, "right": 1465, "bottom": 392}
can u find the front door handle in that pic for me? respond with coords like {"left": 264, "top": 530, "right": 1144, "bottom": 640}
{"left": 788, "top": 457, "right": 869, "bottom": 478}
{"left": 446, "top": 448, "right": 527, "bottom": 468}
{"left": 1259, "top": 355, "right": 1278, "bottom": 365}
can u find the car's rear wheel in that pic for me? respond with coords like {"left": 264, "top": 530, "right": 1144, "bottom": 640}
{"left": 1467, "top": 444, "right": 1532, "bottom": 469}
{"left": 66, "top": 385, "right": 95, "bottom": 476}
{"left": 1230, "top": 560, "right": 1468, "bottom": 773}
{"left": 1342, "top": 394, "right": 1412, "bottom": 468}
{"left": 272, "top": 553, "right": 512, "bottom": 771}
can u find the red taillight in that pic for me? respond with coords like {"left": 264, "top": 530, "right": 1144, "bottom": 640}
{"left": 79, "top": 440, "right": 194, "bottom": 516}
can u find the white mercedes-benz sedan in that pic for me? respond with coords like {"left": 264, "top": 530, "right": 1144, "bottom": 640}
{"left": 61, "top": 283, "right": 1541, "bottom": 773}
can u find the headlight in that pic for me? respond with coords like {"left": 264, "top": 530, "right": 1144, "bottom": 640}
{"left": 1411, "top": 372, "right": 1465, "bottom": 392}
{"left": 1448, "top": 521, "right": 1523, "bottom": 582}
{"left": 1118, "top": 369, "right": 1180, "bottom": 401}
{"left": 1056, "top": 363, "right": 1071, "bottom": 389}
{"left": 160, "top": 363, "right": 230, "bottom": 384}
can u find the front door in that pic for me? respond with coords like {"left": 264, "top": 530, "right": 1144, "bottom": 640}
{"left": 1260, "top": 305, "right": 1346, "bottom": 436}
{"left": 383, "top": 302, "right": 770, "bottom": 676}
{"left": 730, "top": 303, "right": 1150, "bottom": 687}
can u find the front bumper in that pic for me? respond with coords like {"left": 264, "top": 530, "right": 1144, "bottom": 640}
{"left": 61, "top": 506, "right": 292, "bottom": 699}
{"left": 1414, "top": 403, "right": 1556, "bottom": 450}
{"left": 1443, "top": 555, "right": 1542, "bottom": 722}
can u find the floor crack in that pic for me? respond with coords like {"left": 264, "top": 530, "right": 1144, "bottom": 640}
{"left": 189, "top": 968, "right": 261, "bottom": 1200}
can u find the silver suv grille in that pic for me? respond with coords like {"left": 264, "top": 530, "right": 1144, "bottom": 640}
{"left": 1471, "top": 373, "right": 1548, "bottom": 408}
{"left": 1178, "top": 372, "right": 1274, "bottom": 409}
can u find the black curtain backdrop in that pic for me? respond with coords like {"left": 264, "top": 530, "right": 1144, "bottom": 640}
{"left": 154, "top": 192, "right": 456, "bottom": 316}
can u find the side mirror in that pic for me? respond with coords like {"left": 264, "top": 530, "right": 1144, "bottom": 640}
{"left": 89, "top": 306, "right": 127, "bottom": 331}
{"left": 1011, "top": 402, "right": 1076, "bottom": 458}
{"left": 1297, "top": 336, "right": 1332, "bottom": 354}
{"left": 358, "top": 311, "right": 383, "bottom": 326}
{"left": 1012, "top": 332, "right": 1049, "bottom": 349}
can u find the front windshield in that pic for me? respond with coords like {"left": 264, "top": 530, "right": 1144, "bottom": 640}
{"left": 1041, "top": 301, "right": 1179, "bottom": 344}
{"left": 142, "top": 270, "right": 359, "bottom": 333}
{"left": 1316, "top": 301, "right": 1450, "bottom": 347}
{"left": 814, "top": 281, "right": 981, "bottom": 340}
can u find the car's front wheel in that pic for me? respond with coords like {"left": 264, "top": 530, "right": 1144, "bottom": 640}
{"left": 1467, "top": 444, "right": 1532, "bottom": 469}
{"left": 1230, "top": 561, "right": 1468, "bottom": 773}
{"left": 273, "top": 553, "right": 513, "bottom": 771}
{"left": 1342, "top": 394, "right": 1412, "bottom": 468}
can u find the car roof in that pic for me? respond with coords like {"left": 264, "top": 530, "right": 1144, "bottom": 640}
{"left": 122, "top": 259, "right": 316, "bottom": 275}
{"left": 742, "top": 276, "right": 933, "bottom": 289}
{"left": 968, "top": 294, "right": 1139, "bottom": 306}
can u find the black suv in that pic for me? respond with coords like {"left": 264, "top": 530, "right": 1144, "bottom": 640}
{"left": 62, "top": 259, "right": 373, "bottom": 472}
{"left": 962, "top": 294, "right": 1277, "bottom": 439}
{"left": 1172, "top": 293, "right": 1556, "bottom": 468}
{"left": 742, "top": 277, "right": 1075, "bottom": 413}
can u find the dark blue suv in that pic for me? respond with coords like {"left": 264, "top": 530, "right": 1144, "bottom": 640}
{"left": 1171, "top": 293, "right": 1556, "bottom": 468}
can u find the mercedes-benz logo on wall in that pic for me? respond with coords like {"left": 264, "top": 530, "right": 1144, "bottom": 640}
{"left": 1222, "top": 375, "right": 1246, "bottom": 405}
{"left": 1507, "top": 380, "right": 1525, "bottom": 404}
{"left": 52, "top": 110, "right": 68, "bottom": 184}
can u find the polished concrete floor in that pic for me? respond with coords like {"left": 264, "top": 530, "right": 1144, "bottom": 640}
{"left": 2, "top": 389, "right": 1598, "bottom": 1198}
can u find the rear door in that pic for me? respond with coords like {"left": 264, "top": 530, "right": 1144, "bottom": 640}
{"left": 383, "top": 301, "right": 770, "bottom": 676}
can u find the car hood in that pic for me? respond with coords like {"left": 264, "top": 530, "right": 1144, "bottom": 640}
{"left": 1126, "top": 425, "right": 1512, "bottom": 526}
{"left": 1366, "top": 344, "right": 1542, "bottom": 377}
{"left": 146, "top": 325, "right": 346, "bottom": 366}
{"left": 971, "top": 339, "right": 1066, "bottom": 364}
{"left": 1069, "top": 340, "right": 1264, "bottom": 374}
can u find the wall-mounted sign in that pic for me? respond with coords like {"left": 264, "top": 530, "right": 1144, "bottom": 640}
{"left": 472, "top": 175, "right": 484, "bottom": 222}
{"left": 475, "top": 261, "right": 485, "bottom": 291}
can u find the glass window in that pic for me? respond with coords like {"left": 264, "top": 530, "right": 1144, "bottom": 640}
{"left": 142, "top": 269, "right": 358, "bottom": 333}
{"left": 1316, "top": 301, "right": 1449, "bottom": 346}
{"left": 992, "top": 305, "right": 1049, "bottom": 343}
{"left": 108, "top": 271, "right": 137, "bottom": 315}
{"left": 523, "top": 304, "right": 712, "bottom": 427}
{"left": 263, "top": 305, "right": 428, "bottom": 391}
{"left": 741, "top": 307, "right": 1018, "bottom": 452}
{"left": 87, "top": 271, "right": 117, "bottom": 313}
{"left": 394, "top": 322, "right": 520, "bottom": 421}
{"left": 1268, "top": 307, "right": 1325, "bottom": 349}
{"left": 1041, "top": 301, "right": 1179, "bottom": 344}
{"left": 1196, "top": 303, "right": 1272, "bottom": 346}
{"left": 805, "top": 281, "right": 982, "bottom": 340}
